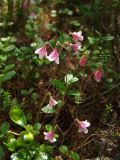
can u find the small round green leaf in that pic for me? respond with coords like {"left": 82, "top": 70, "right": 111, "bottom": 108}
{"left": 59, "top": 145, "right": 68, "bottom": 154}
{"left": 69, "top": 151, "right": 80, "bottom": 160}
{"left": 0, "top": 121, "right": 9, "bottom": 137}
{"left": 9, "top": 106, "right": 27, "bottom": 127}
{"left": 41, "top": 105, "right": 56, "bottom": 113}
{"left": 45, "top": 125, "right": 53, "bottom": 132}
{"left": 2, "top": 70, "right": 16, "bottom": 82}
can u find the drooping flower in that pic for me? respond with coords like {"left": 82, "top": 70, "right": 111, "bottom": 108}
{"left": 70, "top": 43, "right": 81, "bottom": 52}
{"left": 70, "top": 31, "right": 84, "bottom": 42}
{"left": 47, "top": 49, "right": 59, "bottom": 64}
{"left": 77, "top": 120, "right": 90, "bottom": 134}
{"left": 29, "top": 12, "right": 37, "bottom": 19}
{"left": 79, "top": 55, "right": 87, "bottom": 67}
{"left": 49, "top": 97, "right": 58, "bottom": 107}
{"left": 94, "top": 69, "right": 102, "bottom": 82}
{"left": 44, "top": 131, "right": 56, "bottom": 143}
{"left": 35, "top": 46, "right": 47, "bottom": 59}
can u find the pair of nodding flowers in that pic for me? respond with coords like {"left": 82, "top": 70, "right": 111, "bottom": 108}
{"left": 35, "top": 31, "right": 84, "bottom": 64}
{"left": 43, "top": 97, "right": 90, "bottom": 143}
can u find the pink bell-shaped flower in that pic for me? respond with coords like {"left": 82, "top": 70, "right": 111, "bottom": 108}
{"left": 47, "top": 49, "right": 59, "bottom": 64}
{"left": 29, "top": 12, "right": 37, "bottom": 19}
{"left": 70, "top": 31, "right": 84, "bottom": 42}
{"left": 79, "top": 55, "right": 87, "bottom": 67}
{"left": 94, "top": 69, "right": 102, "bottom": 82}
{"left": 49, "top": 97, "right": 58, "bottom": 107}
{"left": 35, "top": 46, "right": 47, "bottom": 59}
{"left": 77, "top": 120, "right": 90, "bottom": 134}
{"left": 70, "top": 43, "right": 81, "bottom": 52}
{"left": 44, "top": 131, "right": 56, "bottom": 143}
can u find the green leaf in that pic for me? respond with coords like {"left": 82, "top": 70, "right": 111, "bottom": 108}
{"left": 3, "top": 64, "right": 15, "bottom": 72}
{"left": 39, "top": 144, "right": 47, "bottom": 152}
{"left": 4, "top": 45, "right": 16, "bottom": 52}
{"left": 4, "top": 134, "right": 17, "bottom": 151}
{"left": 0, "top": 54, "right": 7, "bottom": 61}
{"left": 4, "top": 139, "right": 17, "bottom": 151}
{"left": 58, "top": 32, "right": 71, "bottom": 44}
{"left": 69, "top": 151, "right": 80, "bottom": 160}
{"left": 67, "top": 90, "right": 80, "bottom": 96}
{"left": 33, "top": 123, "right": 41, "bottom": 134}
{"left": 48, "top": 39, "right": 56, "bottom": 48}
{"left": 45, "top": 125, "right": 53, "bottom": 132}
{"left": 64, "top": 74, "right": 79, "bottom": 84}
{"left": 16, "top": 137, "right": 25, "bottom": 147}
{"left": 1, "top": 37, "right": 9, "bottom": 42}
{"left": 34, "top": 123, "right": 41, "bottom": 131}
{"left": 88, "top": 36, "right": 99, "bottom": 45}
{"left": 9, "top": 106, "right": 27, "bottom": 127}
{"left": 46, "top": 146, "right": 53, "bottom": 153}
{"left": 11, "top": 150, "right": 27, "bottom": 160}
{"left": 52, "top": 79, "right": 65, "bottom": 94}
{"left": 20, "top": 89, "right": 29, "bottom": 96}
{"left": 59, "top": 145, "right": 68, "bottom": 154}
{"left": 31, "top": 92, "right": 38, "bottom": 102}
{"left": 35, "top": 153, "right": 48, "bottom": 160}
{"left": 41, "top": 105, "right": 56, "bottom": 114}
{"left": 25, "top": 24, "right": 33, "bottom": 31}
{"left": 0, "top": 145, "right": 4, "bottom": 160}
{"left": 2, "top": 70, "right": 16, "bottom": 82}
{"left": 103, "top": 34, "right": 114, "bottom": 41}
{"left": 0, "top": 122, "right": 9, "bottom": 138}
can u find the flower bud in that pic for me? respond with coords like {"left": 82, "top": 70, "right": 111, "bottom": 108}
{"left": 79, "top": 55, "right": 87, "bottom": 67}
{"left": 94, "top": 69, "right": 102, "bottom": 82}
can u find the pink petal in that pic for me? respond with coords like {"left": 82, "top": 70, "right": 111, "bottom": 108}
{"left": 44, "top": 132, "right": 47, "bottom": 135}
{"left": 35, "top": 47, "right": 47, "bottom": 59}
{"left": 50, "top": 138, "right": 56, "bottom": 143}
{"left": 44, "top": 131, "right": 56, "bottom": 143}
{"left": 82, "top": 128, "right": 88, "bottom": 134}
{"left": 71, "top": 31, "right": 84, "bottom": 42}
{"left": 55, "top": 56, "right": 59, "bottom": 64}
{"left": 72, "top": 45, "right": 80, "bottom": 52}
{"left": 78, "top": 127, "right": 83, "bottom": 133}
{"left": 80, "top": 120, "right": 90, "bottom": 128}
{"left": 94, "top": 69, "right": 102, "bottom": 82}
{"left": 29, "top": 12, "right": 37, "bottom": 19}
{"left": 47, "top": 51, "right": 55, "bottom": 61}
{"left": 78, "top": 127, "right": 88, "bottom": 134}
{"left": 79, "top": 55, "right": 87, "bottom": 67}
{"left": 35, "top": 48, "right": 40, "bottom": 54}
{"left": 70, "top": 43, "right": 81, "bottom": 52}
{"left": 47, "top": 49, "right": 59, "bottom": 64}
{"left": 49, "top": 97, "right": 58, "bottom": 107}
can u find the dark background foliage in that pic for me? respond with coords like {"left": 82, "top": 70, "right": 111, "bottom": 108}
{"left": 0, "top": 0, "right": 120, "bottom": 159}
